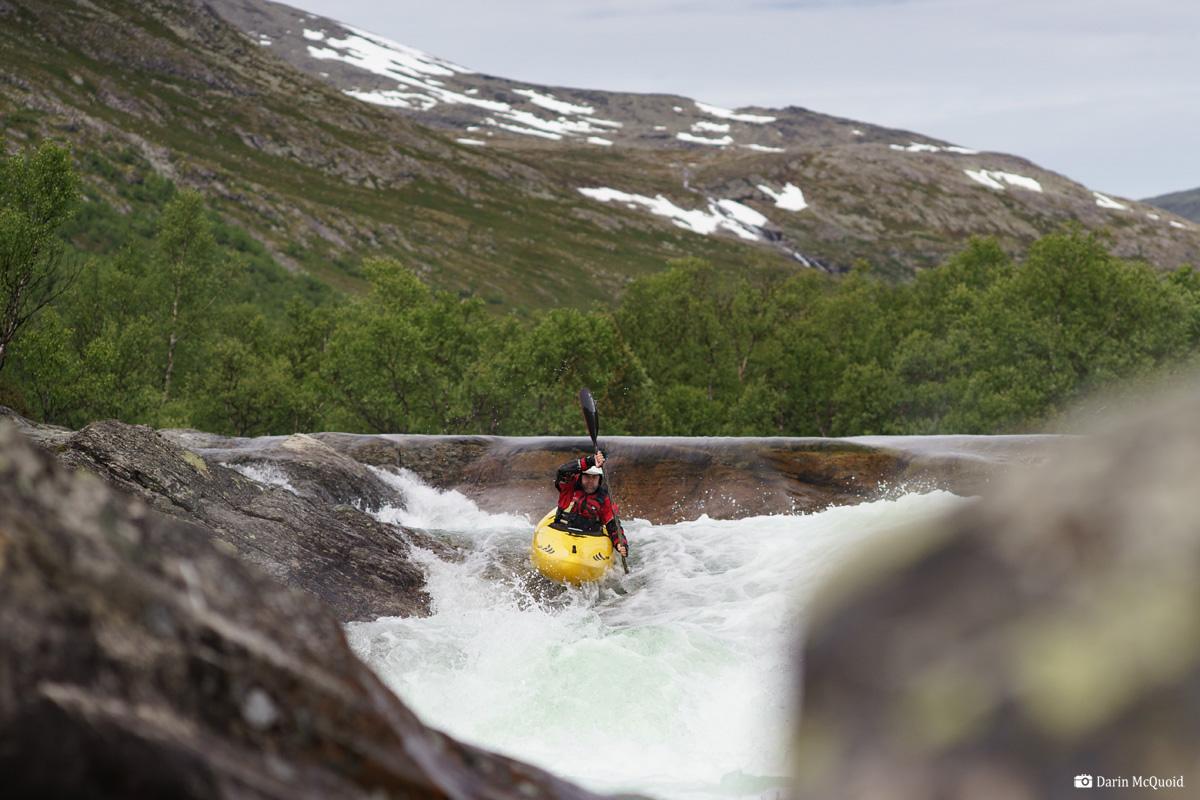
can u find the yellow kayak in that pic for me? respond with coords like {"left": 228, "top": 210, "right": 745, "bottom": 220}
{"left": 530, "top": 510, "right": 615, "bottom": 584}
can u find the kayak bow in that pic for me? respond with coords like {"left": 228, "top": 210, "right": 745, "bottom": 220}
{"left": 530, "top": 510, "right": 615, "bottom": 585}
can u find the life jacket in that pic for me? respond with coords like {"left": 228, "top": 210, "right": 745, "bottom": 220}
{"left": 559, "top": 486, "right": 612, "bottom": 533}
{"left": 554, "top": 458, "right": 621, "bottom": 540}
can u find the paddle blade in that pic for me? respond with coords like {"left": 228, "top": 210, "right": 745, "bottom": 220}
{"left": 579, "top": 387, "right": 599, "bottom": 448}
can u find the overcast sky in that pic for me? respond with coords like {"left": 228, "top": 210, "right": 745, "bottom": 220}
{"left": 289, "top": 0, "right": 1198, "bottom": 200}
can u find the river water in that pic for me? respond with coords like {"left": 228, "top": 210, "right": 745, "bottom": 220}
{"left": 345, "top": 468, "right": 968, "bottom": 800}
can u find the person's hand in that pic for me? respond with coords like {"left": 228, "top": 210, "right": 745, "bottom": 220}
{"left": 616, "top": 542, "right": 627, "bottom": 557}
{"left": 594, "top": 451, "right": 605, "bottom": 468}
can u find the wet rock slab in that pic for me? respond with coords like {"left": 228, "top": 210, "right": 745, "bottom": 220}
{"left": 175, "top": 429, "right": 1066, "bottom": 524}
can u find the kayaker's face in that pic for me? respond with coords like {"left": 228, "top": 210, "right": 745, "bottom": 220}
{"left": 581, "top": 473, "right": 601, "bottom": 493}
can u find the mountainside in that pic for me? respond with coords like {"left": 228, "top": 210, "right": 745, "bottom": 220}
{"left": 0, "top": 0, "right": 776, "bottom": 308}
{"left": 1143, "top": 186, "right": 1200, "bottom": 224}
{"left": 2, "top": 0, "right": 1198, "bottom": 313}
{"left": 206, "top": 0, "right": 1200, "bottom": 277}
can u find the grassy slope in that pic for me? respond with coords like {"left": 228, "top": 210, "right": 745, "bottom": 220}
{"left": 0, "top": 0, "right": 792, "bottom": 313}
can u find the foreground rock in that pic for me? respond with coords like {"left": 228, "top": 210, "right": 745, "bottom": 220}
{"left": 796, "top": 385, "right": 1200, "bottom": 798}
{"left": 0, "top": 422, "right": 607, "bottom": 800}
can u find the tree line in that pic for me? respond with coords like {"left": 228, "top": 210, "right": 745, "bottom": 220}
{"left": 4, "top": 141, "right": 1199, "bottom": 437}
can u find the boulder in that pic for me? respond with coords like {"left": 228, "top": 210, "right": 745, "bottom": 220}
{"left": 0, "top": 420, "right": 608, "bottom": 800}
{"left": 58, "top": 418, "right": 436, "bottom": 622}
{"left": 795, "top": 385, "right": 1200, "bottom": 798}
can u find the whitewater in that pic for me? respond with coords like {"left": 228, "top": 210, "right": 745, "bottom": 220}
{"left": 345, "top": 468, "right": 969, "bottom": 800}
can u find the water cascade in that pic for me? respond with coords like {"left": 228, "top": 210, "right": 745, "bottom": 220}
{"left": 348, "top": 469, "right": 968, "bottom": 800}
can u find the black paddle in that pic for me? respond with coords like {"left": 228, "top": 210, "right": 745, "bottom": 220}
{"left": 578, "top": 388, "right": 627, "bottom": 574}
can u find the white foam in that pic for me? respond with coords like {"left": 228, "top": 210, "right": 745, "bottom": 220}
{"left": 368, "top": 466, "right": 530, "bottom": 532}
{"left": 346, "top": 478, "right": 969, "bottom": 800}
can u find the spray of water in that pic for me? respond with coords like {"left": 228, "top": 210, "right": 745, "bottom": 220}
{"left": 348, "top": 468, "right": 967, "bottom": 800}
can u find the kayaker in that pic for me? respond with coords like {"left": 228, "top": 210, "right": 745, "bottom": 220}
{"left": 553, "top": 451, "right": 629, "bottom": 557}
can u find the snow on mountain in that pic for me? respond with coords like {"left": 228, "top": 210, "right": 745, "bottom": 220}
{"left": 202, "top": 0, "right": 1200, "bottom": 273}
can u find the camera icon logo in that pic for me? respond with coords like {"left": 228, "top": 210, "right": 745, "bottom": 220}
{"left": 1075, "top": 775, "right": 1093, "bottom": 788}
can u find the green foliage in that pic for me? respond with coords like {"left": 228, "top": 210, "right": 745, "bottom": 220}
{"left": 472, "top": 308, "right": 658, "bottom": 435}
{"left": 0, "top": 141, "right": 81, "bottom": 373}
{"left": 6, "top": 137, "right": 1199, "bottom": 438}
{"left": 325, "top": 257, "right": 497, "bottom": 434}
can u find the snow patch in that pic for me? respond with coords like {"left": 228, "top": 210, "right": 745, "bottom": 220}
{"left": 1170, "top": 220, "right": 1188, "bottom": 229}
{"left": 457, "top": 138, "right": 487, "bottom": 146}
{"left": 744, "top": 144, "right": 785, "bottom": 153}
{"left": 677, "top": 132, "right": 734, "bottom": 147}
{"left": 512, "top": 88, "right": 594, "bottom": 116}
{"left": 759, "top": 183, "right": 808, "bottom": 212}
{"left": 1093, "top": 191, "right": 1128, "bottom": 210}
{"left": 892, "top": 141, "right": 978, "bottom": 155}
{"left": 694, "top": 101, "right": 776, "bottom": 124}
{"left": 716, "top": 199, "right": 768, "bottom": 227}
{"left": 492, "top": 122, "right": 561, "bottom": 140}
{"left": 587, "top": 137, "right": 614, "bottom": 146}
{"left": 344, "top": 89, "right": 438, "bottom": 110}
{"left": 692, "top": 120, "right": 731, "bottom": 134}
{"left": 307, "top": 26, "right": 471, "bottom": 80}
{"left": 578, "top": 187, "right": 768, "bottom": 241}
{"left": 964, "top": 169, "right": 1043, "bottom": 193}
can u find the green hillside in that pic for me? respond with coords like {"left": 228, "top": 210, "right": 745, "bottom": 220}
{"left": 0, "top": 0, "right": 788, "bottom": 311}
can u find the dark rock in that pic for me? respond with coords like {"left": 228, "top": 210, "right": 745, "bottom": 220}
{"left": 795, "top": 385, "right": 1200, "bottom": 799}
{"left": 177, "top": 430, "right": 406, "bottom": 513}
{"left": 58, "top": 418, "right": 435, "bottom": 622}
{"left": 0, "top": 420, "right": 607, "bottom": 800}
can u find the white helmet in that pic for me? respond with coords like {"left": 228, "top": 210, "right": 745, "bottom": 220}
{"left": 583, "top": 465, "right": 604, "bottom": 475}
